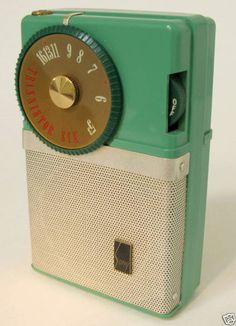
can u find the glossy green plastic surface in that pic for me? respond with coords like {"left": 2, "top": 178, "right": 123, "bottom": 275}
{"left": 19, "top": 9, "right": 215, "bottom": 318}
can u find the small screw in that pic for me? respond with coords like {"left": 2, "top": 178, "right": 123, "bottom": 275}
{"left": 172, "top": 292, "right": 178, "bottom": 301}
{"left": 179, "top": 162, "right": 185, "bottom": 172}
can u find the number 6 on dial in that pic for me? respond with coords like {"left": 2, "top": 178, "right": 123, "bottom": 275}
{"left": 95, "top": 96, "right": 107, "bottom": 103}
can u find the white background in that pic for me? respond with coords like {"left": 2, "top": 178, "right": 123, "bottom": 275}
{"left": 0, "top": 1, "right": 236, "bottom": 326}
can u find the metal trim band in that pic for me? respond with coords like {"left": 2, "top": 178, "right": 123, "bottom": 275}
{"left": 23, "top": 130, "right": 190, "bottom": 181}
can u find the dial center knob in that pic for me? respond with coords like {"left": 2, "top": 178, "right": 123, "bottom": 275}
{"left": 49, "top": 75, "right": 78, "bottom": 109}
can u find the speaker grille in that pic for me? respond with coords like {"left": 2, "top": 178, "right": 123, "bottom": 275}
{"left": 26, "top": 147, "right": 187, "bottom": 315}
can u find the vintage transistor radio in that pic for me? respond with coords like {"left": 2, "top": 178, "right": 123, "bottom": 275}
{"left": 15, "top": 9, "right": 215, "bottom": 317}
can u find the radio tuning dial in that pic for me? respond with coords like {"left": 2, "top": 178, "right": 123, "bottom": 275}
{"left": 15, "top": 26, "right": 122, "bottom": 155}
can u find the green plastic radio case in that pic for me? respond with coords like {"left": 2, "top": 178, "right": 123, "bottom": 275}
{"left": 17, "top": 9, "right": 215, "bottom": 318}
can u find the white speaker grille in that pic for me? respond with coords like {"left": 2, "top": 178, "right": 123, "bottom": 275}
{"left": 25, "top": 146, "right": 187, "bottom": 315}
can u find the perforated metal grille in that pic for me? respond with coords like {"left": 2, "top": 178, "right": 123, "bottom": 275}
{"left": 26, "top": 149, "right": 187, "bottom": 314}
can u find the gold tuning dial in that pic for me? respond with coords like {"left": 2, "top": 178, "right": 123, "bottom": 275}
{"left": 49, "top": 75, "right": 78, "bottom": 110}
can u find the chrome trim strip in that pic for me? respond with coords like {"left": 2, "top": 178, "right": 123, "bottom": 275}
{"left": 23, "top": 130, "right": 190, "bottom": 181}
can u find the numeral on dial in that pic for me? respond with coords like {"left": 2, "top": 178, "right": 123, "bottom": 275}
{"left": 44, "top": 46, "right": 54, "bottom": 60}
{"left": 95, "top": 96, "right": 107, "bottom": 103}
{"left": 36, "top": 51, "right": 47, "bottom": 65}
{"left": 51, "top": 43, "right": 60, "bottom": 58}
{"left": 67, "top": 43, "right": 72, "bottom": 58}
{"left": 76, "top": 49, "right": 84, "bottom": 64}
{"left": 87, "top": 64, "right": 98, "bottom": 74}
{"left": 87, "top": 119, "right": 96, "bottom": 136}
{"left": 36, "top": 43, "right": 60, "bottom": 65}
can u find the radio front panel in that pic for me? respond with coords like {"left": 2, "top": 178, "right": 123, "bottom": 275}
{"left": 16, "top": 9, "right": 215, "bottom": 318}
